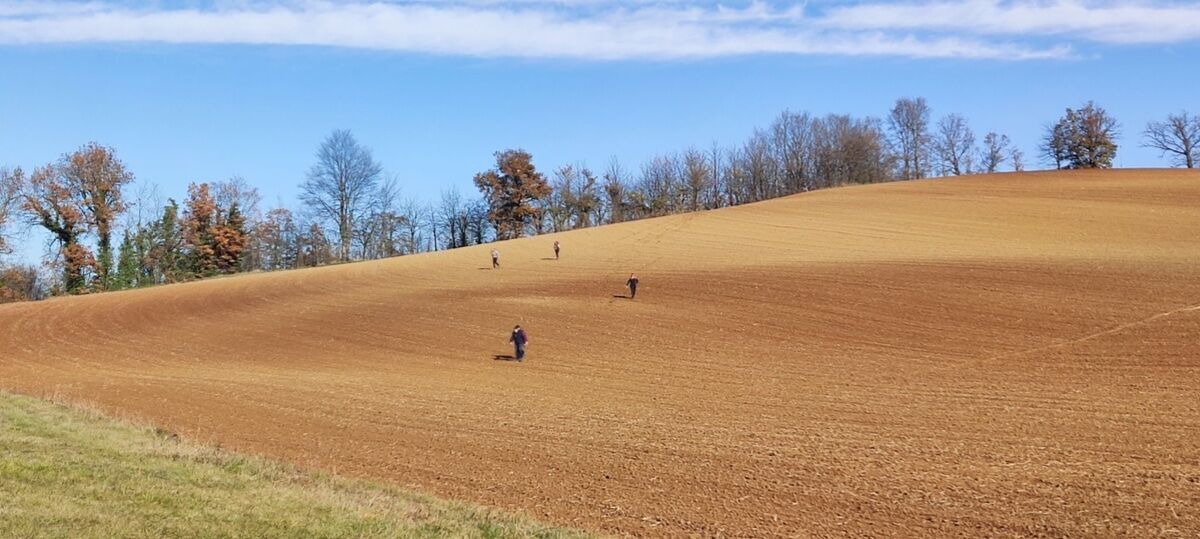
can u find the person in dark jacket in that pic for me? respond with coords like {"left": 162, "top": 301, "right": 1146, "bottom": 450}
{"left": 626, "top": 273, "right": 639, "bottom": 299}
{"left": 553, "top": 240, "right": 560, "bottom": 260}
{"left": 509, "top": 325, "right": 529, "bottom": 361}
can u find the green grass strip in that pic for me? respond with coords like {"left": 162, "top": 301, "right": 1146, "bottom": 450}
{"left": 0, "top": 392, "right": 591, "bottom": 539}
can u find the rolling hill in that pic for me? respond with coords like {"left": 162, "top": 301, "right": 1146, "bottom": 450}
{"left": 3, "top": 169, "right": 1199, "bottom": 537}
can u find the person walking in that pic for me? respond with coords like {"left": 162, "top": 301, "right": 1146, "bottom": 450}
{"left": 491, "top": 248, "right": 500, "bottom": 269}
{"left": 553, "top": 240, "right": 560, "bottom": 260}
{"left": 626, "top": 273, "right": 639, "bottom": 299}
{"left": 509, "top": 325, "right": 529, "bottom": 361}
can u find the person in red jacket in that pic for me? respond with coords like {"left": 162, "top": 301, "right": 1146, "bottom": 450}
{"left": 509, "top": 325, "right": 529, "bottom": 361}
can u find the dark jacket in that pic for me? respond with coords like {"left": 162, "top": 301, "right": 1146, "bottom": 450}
{"left": 510, "top": 329, "right": 527, "bottom": 346}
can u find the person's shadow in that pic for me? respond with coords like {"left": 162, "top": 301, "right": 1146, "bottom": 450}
{"left": 612, "top": 294, "right": 629, "bottom": 299}
{"left": 493, "top": 354, "right": 518, "bottom": 361}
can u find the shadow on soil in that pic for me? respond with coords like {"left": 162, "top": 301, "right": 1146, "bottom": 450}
{"left": 493, "top": 354, "right": 520, "bottom": 362}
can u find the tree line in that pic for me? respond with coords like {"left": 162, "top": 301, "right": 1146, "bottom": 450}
{"left": 2, "top": 99, "right": 1197, "bottom": 302}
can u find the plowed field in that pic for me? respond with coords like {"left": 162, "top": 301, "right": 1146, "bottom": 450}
{"left": 3, "top": 169, "right": 1199, "bottom": 537}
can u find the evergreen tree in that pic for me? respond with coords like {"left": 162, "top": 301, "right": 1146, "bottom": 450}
{"left": 114, "top": 230, "right": 139, "bottom": 290}
{"left": 147, "top": 200, "right": 185, "bottom": 284}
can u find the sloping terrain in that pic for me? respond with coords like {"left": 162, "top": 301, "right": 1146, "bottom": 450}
{"left": 2, "top": 169, "right": 1199, "bottom": 537}
{"left": 0, "top": 391, "right": 585, "bottom": 538}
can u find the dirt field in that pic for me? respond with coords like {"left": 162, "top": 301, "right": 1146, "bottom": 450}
{"left": 3, "top": 169, "right": 1199, "bottom": 537}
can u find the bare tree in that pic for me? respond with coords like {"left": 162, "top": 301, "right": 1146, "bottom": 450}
{"left": 584, "top": 168, "right": 606, "bottom": 227}
{"left": 213, "top": 176, "right": 262, "bottom": 224}
{"left": 0, "top": 167, "right": 20, "bottom": 255}
{"left": 742, "top": 132, "right": 776, "bottom": 202}
{"left": 551, "top": 164, "right": 601, "bottom": 229}
{"left": 888, "top": 97, "right": 932, "bottom": 180}
{"left": 465, "top": 199, "right": 491, "bottom": 246}
{"left": 1011, "top": 147, "right": 1025, "bottom": 172}
{"left": 723, "top": 146, "right": 747, "bottom": 207}
{"left": 255, "top": 206, "right": 299, "bottom": 271}
{"left": 397, "top": 196, "right": 424, "bottom": 255}
{"left": 708, "top": 142, "right": 726, "bottom": 208}
{"left": 812, "top": 114, "right": 892, "bottom": 187}
{"left": 296, "top": 220, "right": 334, "bottom": 268}
{"left": 771, "top": 111, "right": 815, "bottom": 193}
{"left": 682, "top": 148, "right": 713, "bottom": 211}
{"left": 211, "top": 176, "right": 262, "bottom": 269}
{"left": 844, "top": 115, "right": 893, "bottom": 185}
{"left": 300, "top": 129, "right": 383, "bottom": 262}
{"left": 424, "top": 202, "right": 441, "bottom": 251}
{"left": 979, "top": 132, "right": 1011, "bottom": 173}
{"left": 1041, "top": 120, "right": 1069, "bottom": 170}
{"left": 573, "top": 167, "right": 601, "bottom": 228}
{"left": 439, "top": 187, "right": 469, "bottom": 249}
{"left": 356, "top": 175, "right": 405, "bottom": 259}
{"left": 933, "top": 114, "right": 976, "bottom": 176}
{"left": 639, "top": 153, "right": 684, "bottom": 215}
{"left": 376, "top": 175, "right": 405, "bottom": 258}
{"left": 123, "top": 179, "right": 164, "bottom": 232}
{"left": 602, "top": 157, "right": 629, "bottom": 224}
{"left": 547, "top": 165, "right": 576, "bottom": 232}
{"left": 1144, "top": 111, "right": 1199, "bottom": 168}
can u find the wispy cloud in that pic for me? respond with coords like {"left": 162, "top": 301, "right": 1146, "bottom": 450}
{"left": 0, "top": 0, "right": 105, "bottom": 17}
{"left": 0, "top": 1, "right": 1192, "bottom": 60}
{"left": 821, "top": 0, "right": 1200, "bottom": 44}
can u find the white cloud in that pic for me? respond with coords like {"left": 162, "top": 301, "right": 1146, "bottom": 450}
{"left": 0, "top": 0, "right": 105, "bottom": 17}
{"left": 0, "top": 1, "right": 1189, "bottom": 60}
{"left": 820, "top": 0, "right": 1200, "bottom": 44}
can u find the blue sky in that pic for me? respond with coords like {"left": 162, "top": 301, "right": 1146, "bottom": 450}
{"left": 2, "top": 1, "right": 1199, "bottom": 263}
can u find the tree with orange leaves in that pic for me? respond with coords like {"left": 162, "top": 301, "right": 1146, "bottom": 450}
{"left": 212, "top": 202, "right": 246, "bottom": 274}
{"left": 473, "top": 149, "right": 552, "bottom": 240}
{"left": 18, "top": 165, "right": 96, "bottom": 293}
{"left": 60, "top": 142, "right": 133, "bottom": 290}
{"left": 0, "top": 264, "right": 45, "bottom": 303}
{"left": 11, "top": 143, "right": 132, "bottom": 294}
{"left": 183, "top": 182, "right": 247, "bottom": 278}
{"left": 182, "top": 182, "right": 218, "bottom": 277}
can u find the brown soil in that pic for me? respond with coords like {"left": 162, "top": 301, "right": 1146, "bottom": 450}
{"left": 3, "top": 169, "right": 1199, "bottom": 537}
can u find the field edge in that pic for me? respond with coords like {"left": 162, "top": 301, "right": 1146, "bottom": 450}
{"left": 0, "top": 389, "right": 593, "bottom": 539}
